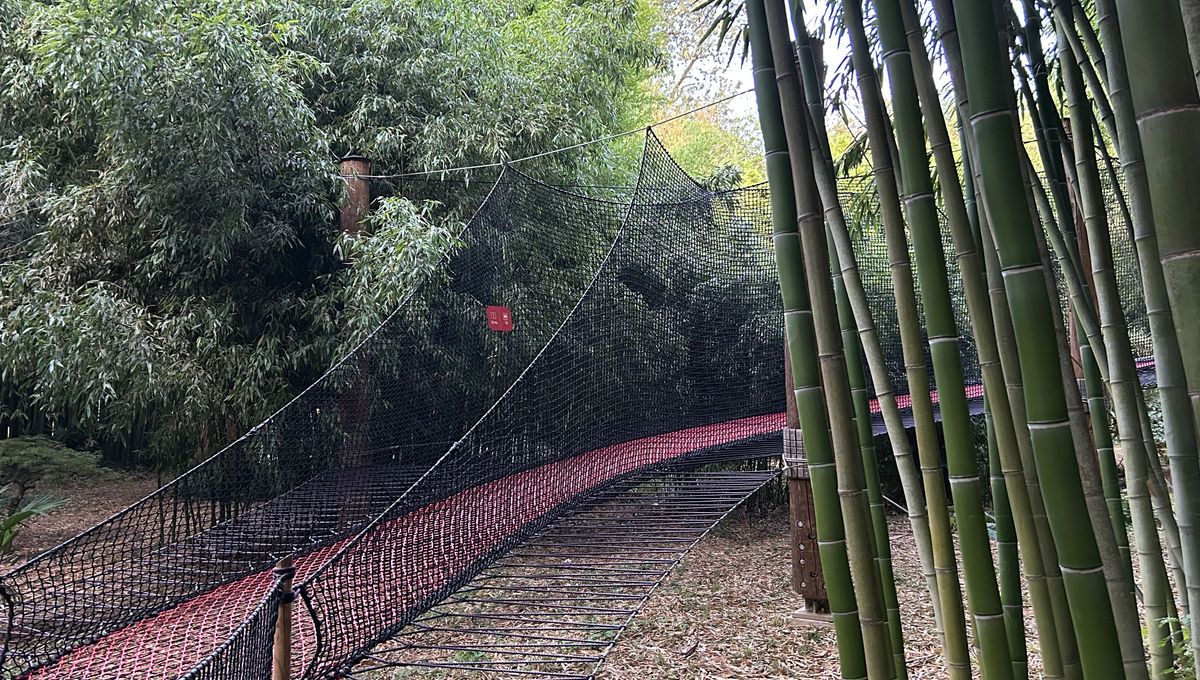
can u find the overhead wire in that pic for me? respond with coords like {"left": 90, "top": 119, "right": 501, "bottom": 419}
{"left": 355, "top": 88, "right": 754, "bottom": 180}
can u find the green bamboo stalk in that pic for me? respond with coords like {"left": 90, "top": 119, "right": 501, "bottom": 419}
{"left": 843, "top": 2, "right": 972, "bottom": 676}
{"left": 794, "top": 26, "right": 905, "bottom": 667}
{"left": 835, "top": 245, "right": 907, "bottom": 678}
{"left": 760, "top": 4, "right": 897, "bottom": 677}
{"left": 870, "top": 0, "right": 1015, "bottom": 676}
{"left": 1023, "top": 110, "right": 1190, "bottom": 599}
{"left": 980, "top": 200, "right": 1085, "bottom": 680}
{"left": 1177, "top": 0, "right": 1200, "bottom": 83}
{"left": 897, "top": 2, "right": 1064, "bottom": 676}
{"left": 951, "top": 2, "right": 1130, "bottom": 678}
{"left": 987, "top": 404, "right": 1027, "bottom": 678}
{"left": 1020, "top": 0, "right": 1083, "bottom": 254}
{"left": 745, "top": 3, "right": 871, "bottom": 677}
{"left": 1023, "top": 160, "right": 1135, "bottom": 581}
{"left": 1028, "top": 146, "right": 1151, "bottom": 680}
{"left": 1012, "top": 55, "right": 1111, "bottom": 384}
{"left": 1053, "top": 3, "right": 1119, "bottom": 148}
{"left": 1070, "top": 1, "right": 1110, "bottom": 95}
{"left": 1015, "top": 68, "right": 1173, "bottom": 626}
{"left": 1117, "top": 2, "right": 1200, "bottom": 664}
{"left": 933, "top": 5, "right": 1084, "bottom": 675}
{"left": 1038, "top": 157, "right": 1150, "bottom": 680}
{"left": 1013, "top": 24, "right": 1126, "bottom": 565}
{"left": 1090, "top": 115, "right": 1137, "bottom": 271}
{"left": 1082, "top": 314, "right": 1134, "bottom": 582}
{"left": 1059, "top": 32, "right": 1176, "bottom": 675}
{"left": 792, "top": 8, "right": 945, "bottom": 656}
{"left": 1097, "top": 0, "right": 1200, "bottom": 626}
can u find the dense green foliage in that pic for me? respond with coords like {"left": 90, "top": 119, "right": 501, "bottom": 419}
{"left": 0, "top": 436, "right": 107, "bottom": 552}
{"left": 0, "top": 0, "right": 662, "bottom": 467}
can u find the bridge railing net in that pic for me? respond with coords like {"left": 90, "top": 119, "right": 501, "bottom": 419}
{"left": 0, "top": 165, "right": 629, "bottom": 677}
{"left": 187, "top": 130, "right": 788, "bottom": 678}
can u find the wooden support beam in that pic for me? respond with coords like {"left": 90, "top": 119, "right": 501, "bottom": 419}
{"left": 784, "top": 350, "right": 828, "bottom": 613}
{"left": 339, "top": 156, "right": 371, "bottom": 238}
{"left": 272, "top": 556, "right": 295, "bottom": 680}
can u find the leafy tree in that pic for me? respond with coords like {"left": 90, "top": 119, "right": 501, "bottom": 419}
{"left": 0, "top": 0, "right": 661, "bottom": 467}
{"left": 0, "top": 436, "right": 107, "bottom": 553}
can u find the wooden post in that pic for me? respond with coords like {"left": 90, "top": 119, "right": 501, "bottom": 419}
{"left": 339, "top": 156, "right": 371, "bottom": 238}
{"left": 337, "top": 156, "right": 373, "bottom": 469}
{"left": 272, "top": 556, "right": 295, "bottom": 680}
{"left": 784, "top": 350, "right": 828, "bottom": 614}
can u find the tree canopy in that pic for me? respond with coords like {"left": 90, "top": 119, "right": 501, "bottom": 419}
{"left": 0, "top": 0, "right": 665, "bottom": 467}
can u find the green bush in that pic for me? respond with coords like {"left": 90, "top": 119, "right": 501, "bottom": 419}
{"left": 0, "top": 436, "right": 107, "bottom": 553}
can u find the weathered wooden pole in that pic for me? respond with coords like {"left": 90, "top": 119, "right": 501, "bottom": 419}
{"left": 272, "top": 556, "right": 295, "bottom": 680}
{"left": 338, "top": 156, "right": 373, "bottom": 468}
{"left": 339, "top": 156, "right": 372, "bottom": 238}
{"left": 784, "top": 351, "right": 828, "bottom": 614}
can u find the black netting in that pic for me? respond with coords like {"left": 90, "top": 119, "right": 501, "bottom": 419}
{"left": 0, "top": 130, "right": 1152, "bottom": 680}
{"left": 1, "top": 162, "right": 629, "bottom": 678}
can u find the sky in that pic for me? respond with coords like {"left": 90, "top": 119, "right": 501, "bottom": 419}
{"left": 661, "top": 4, "right": 857, "bottom": 143}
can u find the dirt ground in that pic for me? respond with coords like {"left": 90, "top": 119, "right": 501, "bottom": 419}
{"left": 0, "top": 472, "right": 158, "bottom": 572}
{"left": 602, "top": 507, "right": 1043, "bottom": 680}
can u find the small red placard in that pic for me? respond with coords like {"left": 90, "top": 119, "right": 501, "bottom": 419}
{"left": 486, "top": 305, "right": 514, "bottom": 332}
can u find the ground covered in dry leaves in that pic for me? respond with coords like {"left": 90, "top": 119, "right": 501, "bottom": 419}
{"left": 0, "top": 472, "right": 157, "bottom": 572}
{"left": 602, "top": 506, "right": 1042, "bottom": 679}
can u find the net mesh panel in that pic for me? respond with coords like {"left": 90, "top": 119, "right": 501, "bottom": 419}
{"left": 1100, "top": 173, "right": 1152, "bottom": 360}
{"left": 0, "top": 131, "right": 1152, "bottom": 679}
{"left": 0, "top": 165, "right": 628, "bottom": 678}
{"left": 285, "top": 132, "right": 785, "bottom": 678}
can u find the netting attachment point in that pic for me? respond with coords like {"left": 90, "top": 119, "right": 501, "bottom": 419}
{"left": 782, "top": 427, "right": 808, "bottom": 479}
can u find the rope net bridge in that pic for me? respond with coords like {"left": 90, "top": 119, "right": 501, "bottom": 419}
{"left": 0, "top": 130, "right": 1153, "bottom": 679}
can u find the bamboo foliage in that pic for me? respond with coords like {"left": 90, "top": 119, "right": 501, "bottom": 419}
{"left": 741, "top": 0, "right": 1200, "bottom": 677}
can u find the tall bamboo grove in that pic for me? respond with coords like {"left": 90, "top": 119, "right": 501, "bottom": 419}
{"left": 743, "top": 0, "right": 1200, "bottom": 677}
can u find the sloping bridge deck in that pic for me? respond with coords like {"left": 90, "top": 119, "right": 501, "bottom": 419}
{"left": 348, "top": 461, "right": 780, "bottom": 679}
{"left": 16, "top": 386, "right": 1000, "bottom": 679}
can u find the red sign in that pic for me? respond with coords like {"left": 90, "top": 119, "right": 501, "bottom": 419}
{"left": 486, "top": 305, "right": 513, "bottom": 332}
